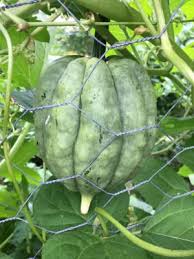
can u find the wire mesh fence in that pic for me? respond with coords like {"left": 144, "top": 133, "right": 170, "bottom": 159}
{"left": 0, "top": 0, "right": 194, "bottom": 258}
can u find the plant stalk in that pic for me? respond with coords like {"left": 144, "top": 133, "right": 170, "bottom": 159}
{"left": 27, "top": 21, "right": 145, "bottom": 27}
{"left": 153, "top": 0, "right": 194, "bottom": 106}
{"left": 0, "top": 23, "right": 43, "bottom": 243}
{"left": 95, "top": 207, "right": 194, "bottom": 257}
{"left": 97, "top": 215, "right": 109, "bottom": 237}
{"left": 0, "top": 122, "right": 31, "bottom": 170}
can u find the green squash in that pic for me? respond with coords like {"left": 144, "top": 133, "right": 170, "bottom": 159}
{"left": 34, "top": 56, "right": 156, "bottom": 214}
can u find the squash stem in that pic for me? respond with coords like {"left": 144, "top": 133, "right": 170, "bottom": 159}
{"left": 153, "top": 0, "right": 194, "bottom": 107}
{"left": 80, "top": 193, "right": 94, "bottom": 214}
{"left": 0, "top": 22, "right": 43, "bottom": 243}
{"left": 95, "top": 207, "right": 194, "bottom": 257}
{"left": 97, "top": 215, "right": 109, "bottom": 237}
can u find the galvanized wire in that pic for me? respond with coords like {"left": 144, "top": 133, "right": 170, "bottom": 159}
{"left": 0, "top": 0, "right": 193, "bottom": 258}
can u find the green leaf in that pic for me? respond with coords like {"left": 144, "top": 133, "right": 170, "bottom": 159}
{"left": 0, "top": 28, "right": 45, "bottom": 88}
{"left": 11, "top": 41, "right": 45, "bottom": 88}
{"left": 178, "top": 150, "right": 194, "bottom": 170}
{"left": 160, "top": 116, "right": 194, "bottom": 135}
{"left": 13, "top": 139, "right": 37, "bottom": 166}
{"left": 181, "top": 0, "right": 194, "bottom": 19}
{"left": 32, "top": 27, "right": 50, "bottom": 43}
{"left": 91, "top": 188, "right": 129, "bottom": 223}
{"left": 0, "top": 27, "right": 27, "bottom": 48}
{"left": 33, "top": 183, "right": 129, "bottom": 231}
{"left": 81, "top": 235, "right": 150, "bottom": 259}
{"left": 170, "top": 0, "right": 191, "bottom": 10}
{"left": 14, "top": 112, "right": 34, "bottom": 123}
{"left": 133, "top": 158, "right": 189, "bottom": 208}
{"left": 33, "top": 183, "right": 85, "bottom": 231}
{"left": 178, "top": 164, "right": 194, "bottom": 177}
{"left": 177, "top": 135, "right": 194, "bottom": 170}
{"left": 42, "top": 232, "right": 150, "bottom": 259}
{"left": 30, "top": 41, "right": 46, "bottom": 86}
{"left": 0, "top": 186, "right": 19, "bottom": 217}
{"left": 42, "top": 231, "right": 100, "bottom": 259}
{"left": 80, "top": 235, "right": 150, "bottom": 259}
{"left": 0, "top": 139, "right": 40, "bottom": 184}
{"left": 0, "top": 163, "right": 41, "bottom": 185}
{"left": 150, "top": 254, "right": 193, "bottom": 259}
{"left": 0, "top": 253, "right": 13, "bottom": 259}
{"left": 0, "top": 221, "right": 14, "bottom": 244}
{"left": 19, "top": 166, "right": 41, "bottom": 185}
{"left": 184, "top": 43, "right": 194, "bottom": 60}
{"left": 109, "top": 25, "right": 133, "bottom": 56}
{"left": 129, "top": 0, "right": 153, "bottom": 16}
{"left": 33, "top": 181, "right": 129, "bottom": 231}
{"left": 10, "top": 222, "right": 30, "bottom": 247}
{"left": 143, "top": 196, "right": 194, "bottom": 257}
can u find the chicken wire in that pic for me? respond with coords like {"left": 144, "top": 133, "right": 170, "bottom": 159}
{"left": 0, "top": 0, "right": 194, "bottom": 258}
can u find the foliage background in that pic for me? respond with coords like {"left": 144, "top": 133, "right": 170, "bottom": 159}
{"left": 0, "top": 0, "right": 194, "bottom": 258}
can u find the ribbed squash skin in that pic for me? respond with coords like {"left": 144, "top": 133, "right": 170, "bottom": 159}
{"left": 34, "top": 56, "right": 156, "bottom": 214}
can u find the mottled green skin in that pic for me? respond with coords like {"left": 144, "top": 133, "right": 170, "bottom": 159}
{"left": 34, "top": 56, "right": 156, "bottom": 198}
{"left": 34, "top": 56, "right": 76, "bottom": 159}
{"left": 74, "top": 58, "right": 122, "bottom": 194}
